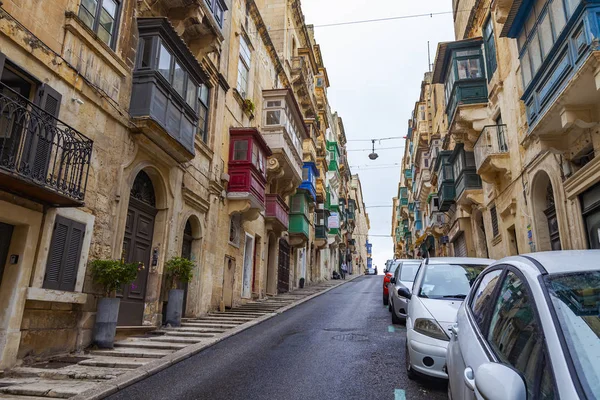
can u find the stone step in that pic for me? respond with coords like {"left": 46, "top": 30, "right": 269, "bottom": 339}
{"left": 159, "top": 327, "right": 226, "bottom": 334}
{"left": 78, "top": 356, "right": 150, "bottom": 369}
{"left": 157, "top": 330, "right": 218, "bottom": 338}
{"left": 232, "top": 307, "right": 282, "bottom": 312}
{"left": 6, "top": 365, "right": 130, "bottom": 380}
{"left": 181, "top": 322, "right": 240, "bottom": 329}
{"left": 0, "top": 394, "right": 55, "bottom": 400}
{"left": 113, "top": 340, "right": 188, "bottom": 351}
{"left": 89, "top": 347, "right": 172, "bottom": 359}
{"left": 146, "top": 336, "right": 207, "bottom": 344}
{"left": 0, "top": 378, "right": 102, "bottom": 399}
{"left": 194, "top": 316, "right": 255, "bottom": 322}
{"left": 208, "top": 313, "right": 267, "bottom": 318}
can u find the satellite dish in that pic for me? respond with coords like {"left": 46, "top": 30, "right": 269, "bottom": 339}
{"left": 368, "top": 139, "right": 378, "bottom": 160}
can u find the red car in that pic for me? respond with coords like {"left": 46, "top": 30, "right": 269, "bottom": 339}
{"left": 382, "top": 260, "right": 401, "bottom": 305}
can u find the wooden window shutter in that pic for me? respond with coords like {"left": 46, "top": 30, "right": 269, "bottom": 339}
{"left": 43, "top": 215, "right": 85, "bottom": 292}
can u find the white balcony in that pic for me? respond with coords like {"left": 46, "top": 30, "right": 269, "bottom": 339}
{"left": 474, "top": 124, "right": 510, "bottom": 183}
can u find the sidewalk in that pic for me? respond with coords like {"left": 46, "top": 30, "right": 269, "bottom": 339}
{"left": 0, "top": 275, "right": 362, "bottom": 400}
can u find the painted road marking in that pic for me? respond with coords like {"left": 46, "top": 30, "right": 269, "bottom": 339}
{"left": 394, "top": 388, "right": 406, "bottom": 400}
{"left": 388, "top": 325, "right": 395, "bottom": 333}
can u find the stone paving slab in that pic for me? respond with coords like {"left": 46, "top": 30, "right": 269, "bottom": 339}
{"left": 113, "top": 341, "right": 188, "bottom": 351}
{"left": 0, "top": 378, "right": 102, "bottom": 398}
{"left": 89, "top": 348, "right": 172, "bottom": 359}
{"left": 6, "top": 366, "right": 129, "bottom": 381}
{"left": 78, "top": 357, "right": 151, "bottom": 369}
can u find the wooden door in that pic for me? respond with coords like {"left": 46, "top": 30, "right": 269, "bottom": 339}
{"left": 180, "top": 223, "right": 193, "bottom": 316}
{"left": 241, "top": 235, "right": 254, "bottom": 299}
{"left": 118, "top": 197, "right": 156, "bottom": 326}
{"left": 223, "top": 257, "right": 235, "bottom": 309}
{"left": 0, "top": 222, "right": 14, "bottom": 288}
{"left": 277, "top": 239, "right": 290, "bottom": 294}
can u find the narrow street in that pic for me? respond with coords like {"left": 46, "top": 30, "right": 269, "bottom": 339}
{"left": 108, "top": 276, "right": 447, "bottom": 400}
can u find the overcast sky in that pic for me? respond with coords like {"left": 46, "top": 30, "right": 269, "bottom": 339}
{"left": 300, "top": 0, "right": 455, "bottom": 270}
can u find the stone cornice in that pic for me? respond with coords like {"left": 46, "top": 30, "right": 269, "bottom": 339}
{"left": 183, "top": 186, "right": 211, "bottom": 213}
{"left": 564, "top": 154, "right": 600, "bottom": 199}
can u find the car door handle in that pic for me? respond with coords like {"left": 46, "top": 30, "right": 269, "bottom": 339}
{"left": 463, "top": 367, "right": 475, "bottom": 391}
{"left": 450, "top": 324, "right": 459, "bottom": 337}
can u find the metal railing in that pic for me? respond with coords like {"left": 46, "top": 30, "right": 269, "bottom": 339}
{"left": 0, "top": 82, "right": 92, "bottom": 203}
{"left": 474, "top": 124, "right": 508, "bottom": 171}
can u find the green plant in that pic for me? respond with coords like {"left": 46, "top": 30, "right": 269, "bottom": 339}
{"left": 90, "top": 259, "right": 141, "bottom": 297}
{"left": 243, "top": 98, "right": 255, "bottom": 115}
{"left": 165, "top": 257, "right": 195, "bottom": 288}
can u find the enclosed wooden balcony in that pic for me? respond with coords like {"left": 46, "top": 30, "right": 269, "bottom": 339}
{"left": 289, "top": 193, "right": 310, "bottom": 247}
{"left": 265, "top": 194, "right": 289, "bottom": 233}
{"left": 0, "top": 83, "right": 92, "bottom": 206}
{"left": 435, "top": 151, "right": 456, "bottom": 212}
{"left": 474, "top": 124, "right": 510, "bottom": 183}
{"left": 452, "top": 145, "right": 483, "bottom": 206}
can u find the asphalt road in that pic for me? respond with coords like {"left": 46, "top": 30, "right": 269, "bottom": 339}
{"left": 108, "top": 275, "right": 447, "bottom": 400}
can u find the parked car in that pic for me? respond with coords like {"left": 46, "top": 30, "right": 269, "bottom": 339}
{"left": 389, "top": 259, "right": 422, "bottom": 324}
{"left": 365, "top": 267, "right": 377, "bottom": 275}
{"left": 383, "top": 259, "right": 402, "bottom": 305}
{"left": 400, "top": 257, "right": 494, "bottom": 380}
{"left": 446, "top": 251, "right": 600, "bottom": 400}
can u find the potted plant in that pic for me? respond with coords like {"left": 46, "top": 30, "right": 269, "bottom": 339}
{"left": 164, "top": 257, "right": 195, "bottom": 327}
{"left": 90, "top": 259, "right": 140, "bottom": 348}
{"left": 242, "top": 98, "right": 255, "bottom": 119}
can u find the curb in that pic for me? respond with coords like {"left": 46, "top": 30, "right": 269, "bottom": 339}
{"left": 73, "top": 275, "right": 365, "bottom": 400}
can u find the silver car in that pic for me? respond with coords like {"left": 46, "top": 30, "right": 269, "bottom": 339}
{"left": 402, "top": 257, "right": 494, "bottom": 380}
{"left": 447, "top": 251, "right": 600, "bottom": 400}
{"left": 389, "top": 259, "right": 422, "bottom": 324}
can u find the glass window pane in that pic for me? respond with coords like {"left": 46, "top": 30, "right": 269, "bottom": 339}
{"left": 140, "top": 37, "right": 153, "bottom": 68}
{"left": 173, "top": 62, "right": 185, "bottom": 97}
{"left": 186, "top": 80, "right": 197, "bottom": 108}
{"left": 198, "top": 105, "right": 207, "bottom": 135}
{"left": 266, "top": 110, "right": 281, "bottom": 125}
{"left": 529, "top": 33, "right": 543, "bottom": 73}
{"left": 199, "top": 84, "right": 209, "bottom": 105}
{"left": 551, "top": 0, "right": 567, "bottom": 36}
{"left": 534, "top": 0, "right": 546, "bottom": 17}
{"left": 457, "top": 59, "right": 482, "bottom": 79}
{"left": 158, "top": 43, "right": 172, "bottom": 81}
{"left": 78, "top": 4, "right": 96, "bottom": 29}
{"left": 97, "top": 26, "right": 111, "bottom": 45}
{"left": 521, "top": 50, "right": 532, "bottom": 87}
{"left": 266, "top": 100, "right": 281, "bottom": 108}
{"left": 470, "top": 269, "right": 503, "bottom": 330}
{"left": 525, "top": 9, "right": 536, "bottom": 35}
{"left": 233, "top": 140, "right": 248, "bottom": 161}
{"left": 488, "top": 272, "right": 544, "bottom": 400}
{"left": 240, "top": 37, "right": 251, "bottom": 66}
{"left": 102, "top": 0, "right": 117, "bottom": 17}
{"left": 539, "top": 13, "right": 554, "bottom": 58}
{"left": 302, "top": 168, "right": 309, "bottom": 181}
{"left": 99, "top": 9, "right": 115, "bottom": 37}
{"left": 518, "top": 28, "right": 527, "bottom": 51}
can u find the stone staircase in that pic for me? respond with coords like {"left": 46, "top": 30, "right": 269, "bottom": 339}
{"left": 0, "top": 281, "right": 343, "bottom": 399}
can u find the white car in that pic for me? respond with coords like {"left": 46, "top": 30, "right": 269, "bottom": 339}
{"left": 447, "top": 251, "right": 600, "bottom": 400}
{"left": 401, "top": 257, "right": 494, "bottom": 380}
{"left": 389, "top": 259, "right": 422, "bottom": 324}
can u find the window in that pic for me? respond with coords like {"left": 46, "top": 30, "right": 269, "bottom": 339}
{"left": 491, "top": 205, "right": 499, "bottom": 237}
{"left": 488, "top": 272, "right": 555, "bottom": 399}
{"left": 43, "top": 216, "right": 86, "bottom": 292}
{"left": 229, "top": 214, "right": 241, "bottom": 246}
{"left": 197, "top": 84, "right": 210, "bottom": 142}
{"left": 518, "top": 0, "right": 580, "bottom": 89}
{"left": 470, "top": 269, "right": 503, "bottom": 330}
{"left": 237, "top": 36, "right": 251, "bottom": 97}
{"left": 78, "top": 0, "right": 120, "bottom": 48}
{"left": 155, "top": 42, "right": 199, "bottom": 106}
{"left": 233, "top": 140, "right": 248, "bottom": 161}
{"left": 483, "top": 17, "right": 498, "bottom": 78}
{"left": 291, "top": 195, "right": 305, "bottom": 214}
{"left": 302, "top": 168, "right": 309, "bottom": 182}
{"left": 204, "top": 0, "right": 225, "bottom": 27}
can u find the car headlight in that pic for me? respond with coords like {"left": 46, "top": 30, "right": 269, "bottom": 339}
{"left": 414, "top": 318, "right": 449, "bottom": 341}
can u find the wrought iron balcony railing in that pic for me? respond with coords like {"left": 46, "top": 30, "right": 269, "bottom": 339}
{"left": 0, "top": 82, "right": 92, "bottom": 205}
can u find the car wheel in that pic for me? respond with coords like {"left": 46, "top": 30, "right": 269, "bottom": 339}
{"left": 405, "top": 340, "right": 417, "bottom": 380}
{"left": 392, "top": 307, "right": 401, "bottom": 324}
{"left": 383, "top": 295, "right": 388, "bottom": 306}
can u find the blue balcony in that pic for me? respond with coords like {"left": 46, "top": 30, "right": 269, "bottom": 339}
{"left": 299, "top": 162, "right": 319, "bottom": 202}
{"left": 502, "top": 0, "right": 600, "bottom": 134}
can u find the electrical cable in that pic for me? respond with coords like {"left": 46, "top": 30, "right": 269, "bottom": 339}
{"left": 347, "top": 146, "right": 405, "bottom": 152}
{"left": 347, "top": 136, "right": 405, "bottom": 142}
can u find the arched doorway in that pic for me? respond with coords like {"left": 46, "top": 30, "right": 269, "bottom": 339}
{"left": 118, "top": 171, "right": 157, "bottom": 326}
{"left": 532, "top": 172, "right": 562, "bottom": 251}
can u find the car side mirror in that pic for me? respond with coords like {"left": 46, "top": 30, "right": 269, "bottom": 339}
{"left": 474, "top": 363, "right": 526, "bottom": 400}
{"left": 397, "top": 287, "right": 411, "bottom": 298}
{"left": 390, "top": 277, "right": 396, "bottom": 284}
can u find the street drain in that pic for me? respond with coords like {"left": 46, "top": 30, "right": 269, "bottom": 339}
{"left": 332, "top": 333, "right": 368, "bottom": 342}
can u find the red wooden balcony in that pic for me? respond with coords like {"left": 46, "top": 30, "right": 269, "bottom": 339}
{"left": 227, "top": 128, "right": 272, "bottom": 210}
{"left": 266, "top": 194, "right": 289, "bottom": 232}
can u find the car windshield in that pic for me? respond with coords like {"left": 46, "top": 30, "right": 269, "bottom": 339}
{"left": 544, "top": 271, "right": 600, "bottom": 398}
{"left": 418, "top": 264, "right": 487, "bottom": 299}
{"left": 399, "top": 262, "right": 421, "bottom": 282}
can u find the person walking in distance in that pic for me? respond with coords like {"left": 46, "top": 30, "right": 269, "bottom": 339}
{"left": 341, "top": 261, "right": 347, "bottom": 280}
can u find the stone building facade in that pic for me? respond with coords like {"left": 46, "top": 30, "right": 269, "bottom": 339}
{"left": 392, "top": 0, "right": 600, "bottom": 260}
{"left": 0, "top": 0, "right": 368, "bottom": 369}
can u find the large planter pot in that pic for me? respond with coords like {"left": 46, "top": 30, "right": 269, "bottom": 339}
{"left": 165, "top": 288, "right": 184, "bottom": 327}
{"left": 93, "top": 297, "right": 120, "bottom": 349}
